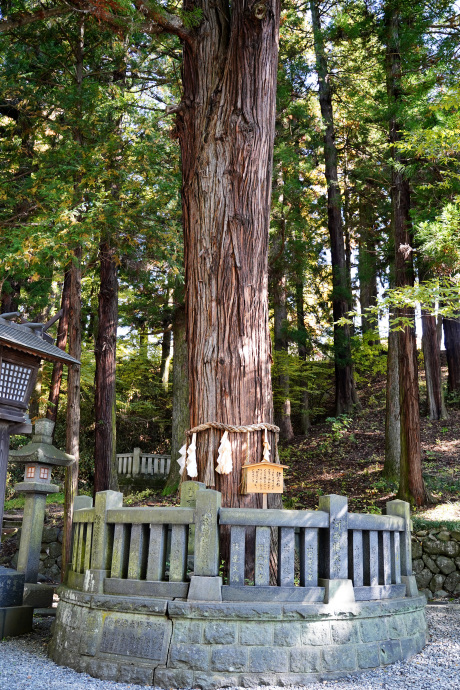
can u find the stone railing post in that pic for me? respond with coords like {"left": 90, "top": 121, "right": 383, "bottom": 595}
{"left": 180, "top": 480, "right": 206, "bottom": 556}
{"left": 386, "top": 499, "right": 418, "bottom": 596}
{"left": 132, "top": 447, "right": 141, "bottom": 476}
{"left": 83, "top": 490, "right": 123, "bottom": 594}
{"left": 187, "top": 488, "right": 222, "bottom": 602}
{"left": 318, "top": 494, "right": 355, "bottom": 604}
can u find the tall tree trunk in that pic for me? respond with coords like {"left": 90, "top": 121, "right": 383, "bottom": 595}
{"left": 443, "top": 313, "right": 460, "bottom": 395}
{"left": 46, "top": 267, "right": 71, "bottom": 423}
{"left": 422, "top": 310, "right": 446, "bottom": 420}
{"left": 164, "top": 304, "right": 190, "bottom": 495}
{"left": 62, "top": 247, "right": 82, "bottom": 580}
{"left": 358, "top": 192, "right": 379, "bottom": 344}
{"left": 177, "top": 0, "right": 280, "bottom": 510}
{"left": 384, "top": 328, "right": 400, "bottom": 480}
{"left": 160, "top": 321, "right": 173, "bottom": 392}
{"left": 385, "top": 5, "right": 426, "bottom": 505}
{"left": 94, "top": 237, "right": 119, "bottom": 493}
{"left": 272, "top": 268, "right": 294, "bottom": 441}
{"left": 310, "top": 0, "right": 358, "bottom": 416}
{"left": 296, "top": 280, "right": 310, "bottom": 433}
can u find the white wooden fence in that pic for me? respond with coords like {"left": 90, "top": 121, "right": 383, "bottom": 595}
{"left": 116, "top": 448, "right": 171, "bottom": 478}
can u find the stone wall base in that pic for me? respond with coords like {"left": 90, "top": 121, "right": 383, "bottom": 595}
{"left": 49, "top": 587, "right": 427, "bottom": 689}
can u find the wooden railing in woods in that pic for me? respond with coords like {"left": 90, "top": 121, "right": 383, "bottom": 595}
{"left": 68, "top": 483, "right": 413, "bottom": 603}
{"left": 116, "top": 448, "right": 171, "bottom": 477}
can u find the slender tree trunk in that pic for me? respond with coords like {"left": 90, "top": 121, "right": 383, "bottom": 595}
{"left": 273, "top": 269, "right": 294, "bottom": 441}
{"left": 310, "top": 0, "right": 358, "bottom": 416}
{"left": 358, "top": 193, "right": 379, "bottom": 344}
{"left": 384, "top": 328, "right": 400, "bottom": 480}
{"left": 94, "top": 237, "right": 119, "bottom": 493}
{"left": 46, "top": 268, "right": 71, "bottom": 423}
{"left": 385, "top": 5, "right": 426, "bottom": 505}
{"left": 443, "top": 313, "right": 460, "bottom": 394}
{"left": 160, "top": 321, "right": 173, "bottom": 392}
{"left": 422, "top": 310, "right": 447, "bottom": 420}
{"left": 177, "top": 0, "right": 280, "bottom": 510}
{"left": 62, "top": 248, "right": 82, "bottom": 580}
{"left": 296, "top": 280, "right": 310, "bottom": 433}
{"left": 164, "top": 304, "right": 190, "bottom": 495}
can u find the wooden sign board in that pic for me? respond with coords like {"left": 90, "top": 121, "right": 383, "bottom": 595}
{"left": 240, "top": 461, "right": 288, "bottom": 495}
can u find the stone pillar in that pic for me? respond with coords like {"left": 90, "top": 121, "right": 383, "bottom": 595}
{"left": 17, "top": 492, "right": 47, "bottom": 583}
{"left": 133, "top": 447, "right": 141, "bottom": 476}
{"left": 180, "top": 480, "right": 206, "bottom": 555}
{"left": 83, "top": 490, "right": 123, "bottom": 594}
{"left": 188, "top": 488, "right": 222, "bottom": 602}
{"left": 318, "top": 494, "right": 355, "bottom": 604}
{"left": 387, "top": 499, "right": 418, "bottom": 597}
{"left": 0, "top": 421, "right": 10, "bottom": 535}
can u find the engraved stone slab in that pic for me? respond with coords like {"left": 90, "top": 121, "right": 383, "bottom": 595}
{"left": 255, "top": 526, "right": 270, "bottom": 586}
{"left": 0, "top": 567, "right": 25, "bottom": 607}
{"left": 278, "top": 527, "right": 295, "bottom": 587}
{"left": 299, "top": 528, "right": 318, "bottom": 587}
{"left": 318, "top": 495, "right": 348, "bottom": 579}
{"left": 99, "top": 614, "right": 170, "bottom": 662}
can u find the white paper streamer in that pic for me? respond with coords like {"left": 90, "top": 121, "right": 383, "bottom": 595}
{"left": 186, "top": 432, "right": 198, "bottom": 477}
{"left": 215, "top": 430, "right": 233, "bottom": 475}
{"left": 177, "top": 443, "right": 187, "bottom": 473}
{"left": 263, "top": 427, "right": 271, "bottom": 463}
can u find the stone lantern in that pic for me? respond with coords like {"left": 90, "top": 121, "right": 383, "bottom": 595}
{"left": 0, "top": 311, "right": 79, "bottom": 637}
{"left": 10, "top": 418, "right": 74, "bottom": 595}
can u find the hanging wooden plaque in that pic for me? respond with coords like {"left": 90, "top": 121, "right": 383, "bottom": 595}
{"left": 240, "top": 461, "right": 287, "bottom": 495}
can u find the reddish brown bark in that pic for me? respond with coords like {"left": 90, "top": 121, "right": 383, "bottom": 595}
{"left": 177, "top": 0, "right": 280, "bottom": 508}
{"left": 422, "top": 310, "right": 446, "bottom": 420}
{"left": 443, "top": 313, "right": 460, "bottom": 394}
{"left": 46, "top": 268, "right": 71, "bottom": 423}
{"left": 94, "top": 238, "right": 119, "bottom": 493}
{"left": 386, "top": 4, "right": 426, "bottom": 505}
{"left": 62, "top": 248, "right": 82, "bottom": 580}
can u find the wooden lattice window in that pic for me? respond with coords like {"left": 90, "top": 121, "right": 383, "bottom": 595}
{"left": 26, "top": 466, "right": 35, "bottom": 479}
{"left": 39, "top": 467, "right": 49, "bottom": 480}
{"left": 0, "top": 362, "right": 32, "bottom": 403}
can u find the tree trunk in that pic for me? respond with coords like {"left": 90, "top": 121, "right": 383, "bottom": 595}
{"left": 422, "top": 310, "right": 446, "bottom": 420}
{"left": 443, "top": 313, "right": 460, "bottom": 394}
{"left": 296, "top": 280, "right": 310, "bottom": 433}
{"left": 310, "top": 0, "right": 358, "bottom": 416}
{"left": 160, "top": 321, "right": 173, "bottom": 392}
{"left": 62, "top": 247, "right": 82, "bottom": 580}
{"left": 1, "top": 280, "right": 21, "bottom": 314}
{"left": 358, "top": 193, "right": 379, "bottom": 344}
{"left": 177, "top": 0, "right": 280, "bottom": 509}
{"left": 273, "top": 269, "right": 294, "bottom": 441}
{"left": 384, "top": 328, "right": 400, "bottom": 481}
{"left": 94, "top": 237, "right": 119, "bottom": 493}
{"left": 385, "top": 5, "right": 426, "bottom": 505}
{"left": 164, "top": 304, "right": 190, "bottom": 495}
{"left": 46, "top": 267, "right": 71, "bottom": 423}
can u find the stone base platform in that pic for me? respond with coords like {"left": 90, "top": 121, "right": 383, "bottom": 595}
{"left": 49, "top": 587, "right": 427, "bottom": 688}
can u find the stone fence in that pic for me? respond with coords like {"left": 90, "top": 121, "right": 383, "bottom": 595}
{"left": 68, "top": 483, "right": 416, "bottom": 603}
{"left": 117, "top": 449, "right": 171, "bottom": 478}
{"left": 50, "top": 483, "right": 426, "bottom": 688}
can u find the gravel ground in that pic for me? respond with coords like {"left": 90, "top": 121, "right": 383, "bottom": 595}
{"left": 1, "top": 604, "right": 459, "bottom": 690}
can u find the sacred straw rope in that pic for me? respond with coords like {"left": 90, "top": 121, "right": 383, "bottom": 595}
{"left": 184, "top": 421, "right": 281, "bottom": 477}
{"left": 186, "top": 421, "right": 280, "bottom": 436}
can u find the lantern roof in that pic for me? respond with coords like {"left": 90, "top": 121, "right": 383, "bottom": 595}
{"left": 0, "top": 316, "right": 80, "bottom": 366}
{"left": 9, "top": 419, "right": 75, "bottom": 467}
